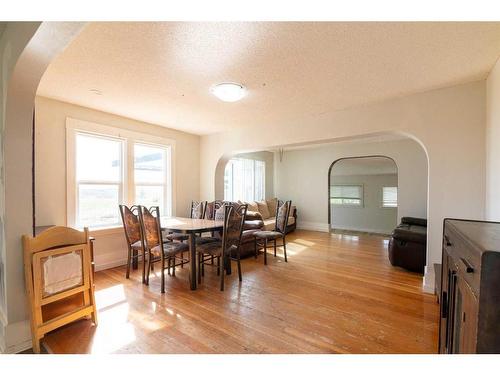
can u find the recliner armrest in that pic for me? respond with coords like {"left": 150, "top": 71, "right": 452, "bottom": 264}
{"left": 401, "top": 217, "right": 427, "bottom": 227}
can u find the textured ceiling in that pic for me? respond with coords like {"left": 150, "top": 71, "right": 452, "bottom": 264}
{"left": 38, "top": 22, "right": 500, "bottom": 135}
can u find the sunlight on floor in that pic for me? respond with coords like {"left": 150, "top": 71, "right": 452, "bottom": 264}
{"left": 95, "top": 284, "right": 127, "bottom": 310}
{"left": 90, "top": 302, "right": 136, "bottom": 353}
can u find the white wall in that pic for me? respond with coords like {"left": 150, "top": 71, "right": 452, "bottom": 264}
{"left": 331, "top": 173, "right": 398, "bottom": 234}
{"left": 35, "top": 96, "right": 200, "bottom": 271}
{"left": 486, "top": 58, "right": 500, "bottom": 221}
{"left": 275, "top": 139, "right": 426, "bottom": 232}
{"left": 201, "top": 81, "right": 486, "bottom": 293}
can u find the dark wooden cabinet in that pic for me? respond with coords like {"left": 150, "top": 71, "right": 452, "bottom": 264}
{"left": 439, "top": 219, "right": 500, "bottom": 353}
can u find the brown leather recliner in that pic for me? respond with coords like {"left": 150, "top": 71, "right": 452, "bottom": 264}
{"left": 388, "top": 217, "right": 427, "bottom": 274}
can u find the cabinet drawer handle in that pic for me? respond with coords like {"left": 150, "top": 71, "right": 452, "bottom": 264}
{"left": 460, "top": 257, "right": 474, "bottom": 273}
{"left": 444, "top": 235, "right": 452, "bottom": 247}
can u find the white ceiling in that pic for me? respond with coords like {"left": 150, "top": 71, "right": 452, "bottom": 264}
{"left": 331, "top": 157, "right": 397, "bottom": 176}
{"left": 37, "top": 22, "right": 500, "bottom": 136}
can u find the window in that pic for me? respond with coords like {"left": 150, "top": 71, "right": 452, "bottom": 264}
{"left": 75, "top": 133, "right": 124, "bottom": 228}
{"left": 224, "top": 158, "right": 265, "bottom": 202}
{"left": 330, "top": 185, "right": 363, "bottom": 206}
{"left": 67, "top": 118, "right": 173, "bottom": 229}
{"left": 382, "top": 186, "right": 398, "bottom": 208}
{"left": 134, "top": 143, "right": 168, "bottom": 210}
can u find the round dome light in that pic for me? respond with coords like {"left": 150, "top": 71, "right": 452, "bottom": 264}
{"left": 210, "top": 82, "right": 246, "bottom": 102}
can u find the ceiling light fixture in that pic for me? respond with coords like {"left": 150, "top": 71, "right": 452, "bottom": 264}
{"left": 210, "top": 82, "right": 246, "bottom": 102}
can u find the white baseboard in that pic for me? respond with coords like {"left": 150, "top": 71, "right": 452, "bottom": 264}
{"left": 297, "top": 221, "right": 329, "bottom": 232}
{"left": 331, "top": 225, "right": 392, "bottom": 235}
{"left": 423, "top": 265, "right": 436, "bottom": 294}
{"left": 0, "top": 318, "right": 32, "bottom": 354}
{"left": 94, "top": 257, "right": 128, "bottom": 272}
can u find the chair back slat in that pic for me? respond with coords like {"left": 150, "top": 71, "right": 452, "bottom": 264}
{"left": 275, "top": 200, "right": 292, "bottom": 234}
{"left": 222, "top": 203, "right": 248, "bottom": 254}
{"left": 138, "top": 206, "right": 162, "bottom": 250}
{"left": 190, "top": 201, "right": 207, "bottom": 219}
{"left": 119, "top": 205, "right": 142, "bottom": 245}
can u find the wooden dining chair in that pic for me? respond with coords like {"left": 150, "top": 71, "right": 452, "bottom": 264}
{"left": 119, "top": 205, "right": 146, "bottom": 283}
{"left": 22, "top": 226, "right": 98, "bottom": 353}
{"left": 197, "top": 203, "right": 248, "bottom": 291}
{"left": 138, "top": 206, "right": 190, "bottom": 293}
{"left": 254, "top": 200, "right": 292, "bottom": 264}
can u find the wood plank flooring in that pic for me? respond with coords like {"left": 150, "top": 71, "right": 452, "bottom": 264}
{"left": 42, "top": 230, "right": 439, "bottom": 354}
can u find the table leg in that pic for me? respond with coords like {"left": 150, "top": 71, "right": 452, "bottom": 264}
{"left": 189, "top": 233, "right": 197, "bottom": 290}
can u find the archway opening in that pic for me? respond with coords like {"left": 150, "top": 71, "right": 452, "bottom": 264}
{"left": 328, "top": 156, "right": 398, "bottom": 235}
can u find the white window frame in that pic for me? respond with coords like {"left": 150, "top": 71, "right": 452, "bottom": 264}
{"left": 382, "top": 186, "right": 398, "bottom": 208}
{"left": 223, "top": 158, "right": 266, "bottom": 202}
{"left": 66, "top": 118, "right": 175, "bottom": 230}
{"left": 330, "top": 184, "right": 364, "bottom": 207}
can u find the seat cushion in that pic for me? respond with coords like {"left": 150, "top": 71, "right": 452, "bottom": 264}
{"left": 131, "top": 240, "right": 143, "bottom": 249}
{"left": 165, "top": 232, "right": 189, "bottom": 241}
{"left": 196, "top": 236, "right": 220, "bottom": 245}
{"left": 254, "top": 231, "right": 282, "bottom": 240}
{"left": 197, "top": 241, "right": 223, "bottom": 256}
{"left": 151, "top": 241, "right": 189, "bottom": 257}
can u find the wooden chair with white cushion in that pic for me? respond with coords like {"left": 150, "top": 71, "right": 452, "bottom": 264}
{"left": 22, "top": 226, "right": 98, "bottom": 353}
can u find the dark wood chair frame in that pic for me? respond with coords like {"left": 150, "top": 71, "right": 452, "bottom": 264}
{"left": 119, "top": 204, "right": 146, "bottom": 283}
{"left": 254, "top": 200, "right": 292, "bottom": 265}
{"left": 138, "top": 206, "right": 190, "bottom": 293}
{"left": 166, "top": 200, "right": 208, "bottom": 269}
{"left": 198, "top": 203, "right": 248, "bottom": 291}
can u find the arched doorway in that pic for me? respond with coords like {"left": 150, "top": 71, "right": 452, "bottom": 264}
{"left": 328, "top": 156, "right": 398, "bottom": 235}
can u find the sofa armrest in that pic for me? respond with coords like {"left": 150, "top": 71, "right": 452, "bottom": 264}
{"left": 401, "top": 217, "right": 427, "bottom": 227}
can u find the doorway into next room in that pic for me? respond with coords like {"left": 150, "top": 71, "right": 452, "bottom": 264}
{"left": 329, "top": 156, "right": 398, "bottom": 236}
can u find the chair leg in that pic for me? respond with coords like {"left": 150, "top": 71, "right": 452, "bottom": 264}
{"left": 202, "top": 256, "right": 205, "bottom": 276}
{"left": 161, "top": 256, "right": 165, "bottom": 293}
{"left": 264, "top": 239, "right": 268, "bottom": 265}
{"left": 145, "top": 253, "right": 151, "bottom": 285}
{"left": 217, "top": 256, "right": 220, "bottom": 275}
{"left": 220, "top": 254, "right": 225, "bottom": 291}
{"left": 126, "top": 246, "right": 132, "bottom": 279}
{"left": 274, "top": 240, "right": 277, "bottom": 257}
{"left": 167, "top": 257, "right": 171, "bottom": 276}
{"left": 141, "top": 248, "right": 146, "bottom": 284}
{"left": 283, "top": 236, "right": 288, "bottom": 262}
{"left": 237, "top": 253, "right": 242, "bottom": 282}
{"left": 198, "top": 252, "right": 202, "bottom": 284}
{"left": 172, "top": 256, "right": 176, "bottom": 276}
{"left": 32, "top": 335, "right": 41, "bottom": 354}
{"left": 211, "top": 255, "right": 214, "bottom": 265}
{"left": 254, "top": 238, "right": 258, "bottom": 258}
{"left": 181, "top": 252, "right": 184, "bottom": 268}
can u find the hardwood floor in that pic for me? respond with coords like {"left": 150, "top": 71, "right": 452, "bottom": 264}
{"left": 42, "top": 230, "right": 439, "bottom": 354}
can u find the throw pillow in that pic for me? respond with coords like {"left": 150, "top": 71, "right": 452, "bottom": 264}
{"left": 247, "top": 201, "right": 259, "bottom": 212}
{"left": 256, "top": 200, "right": 271, "bottom": 219}
{"left": 266, "top": 198, "right": 278, "bottom": 217}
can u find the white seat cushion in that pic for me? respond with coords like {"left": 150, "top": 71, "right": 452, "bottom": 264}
{"left": 263, "top": 216, "right": 295, "bottom": 231}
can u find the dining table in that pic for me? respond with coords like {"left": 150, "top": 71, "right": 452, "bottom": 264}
{"left": 160, "top": 216, "right": 224, "bottom": 290}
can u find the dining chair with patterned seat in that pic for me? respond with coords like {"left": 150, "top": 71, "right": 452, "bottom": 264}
{"left": 119, "top": 204, "right": 146, "bottom": 283}
{"left": 197, "top": 203, "right": 248, "bottom": 291}
{"left": 253, "top": 200, "right": 292, "bottom": 265}
{"left": 138, "top": 206, "right": 190, "bottom": 293}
